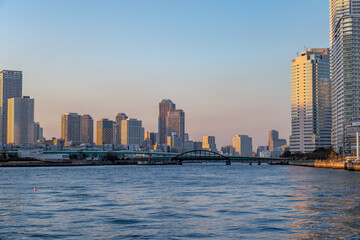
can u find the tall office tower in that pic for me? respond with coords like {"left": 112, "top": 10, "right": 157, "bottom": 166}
{"left": 61, "top": 113, "right": 81, "bottom": 143}
{"left": 145, "top": 132, "right": 157, "bottom": 146}
{"left": 268, "top": 130, "right": 287, "bottom": 151}
{"left": 158, "top": 99, "right": 176, "bottom": 144}
{"left": 330, "top": 0, "right": 360, "bottom": 153}
{"left": 0, "top": 70, "right": 22, "bottom": 144}
{"left": 232, "top": 135, "right": 253, "bottom": 157}
{"left": 34, "top": 122, "right": 40, "bottom": 142}
{"left": 7, "top": 96, "right": 34, "bottom": 145}
{"left": 202, "top": 136, "right": 217, "bottom": 152}
{"left": 115, "top": 113, "right": 128, "bottom": 145}
{"left": 81, "top": 114, "right": 93, "bottom": 144}
{"left": 121, "top": 118, "right": 144, "bottom": 145}
{"left": 34, "top": 122, "right": 44, "bottom": 142}
{"left": 96, "top": 118, "right": 114, "bottom": 145}
{"left": 167, "top": 132, "right": 182, "bottom": 152}
{"left": 289, "top": 49, "right": 331, "bottom": 153}
{"left": 166, "top": 109, "right": 185, "bottom": 147}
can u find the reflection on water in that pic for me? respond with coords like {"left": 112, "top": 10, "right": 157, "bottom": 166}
{"left": 285, "top": 167, "right": 360, "bottom": 239}
{"left": 0, "top": 164, "right": 359, "bottom": 239}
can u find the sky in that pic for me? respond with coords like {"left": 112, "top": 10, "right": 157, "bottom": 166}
{"left": 0, "top": 0, "right": 330, "bottom": 148}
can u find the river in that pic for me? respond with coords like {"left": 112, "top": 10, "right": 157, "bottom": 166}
{"left": 0, "top": 164, "right": 359, "bottom": 239}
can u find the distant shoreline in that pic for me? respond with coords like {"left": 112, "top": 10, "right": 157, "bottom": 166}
{"left": 1, "top": 159, "right": 360, "bottom": 171}
{"left": 0, "top": 159, "right": 139, "bottom": 167}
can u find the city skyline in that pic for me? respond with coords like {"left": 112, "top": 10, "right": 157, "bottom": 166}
{"left": 0, "top": 0, "right": 330, "bottom": 148}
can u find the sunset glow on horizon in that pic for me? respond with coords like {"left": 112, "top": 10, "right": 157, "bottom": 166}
{"left": 0, "top": 0, "right": 330, "bottom": 148}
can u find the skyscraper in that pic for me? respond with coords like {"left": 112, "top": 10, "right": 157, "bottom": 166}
{"left": 121, "top": 118, "right": 144, "bottom": 145}
{"left": 166, "top": 109, "right": 185, "bottom": 147}
{"left": 203, "top": 136, "right": 217, "bottom": 152}
{"left": 34, "top": 122, "right": 44, "bottom": 143}
{"left": 167, "top": 132, "right": 182, "bottom": 152}
{"left": 158, "top": 99, "right": 175, "bottom": 144}
{"left": 0, "top": 70, "right": 22, "bottom": 144}
{"left": 96, "top": 118, "right": 114, "bottom": 145}
{"left": 61, "top": 113, "right": 82, "bottom": 143}
{"left": 232, "top": 135, "right": 253, "bottom": 157}
{"left": 330, "top": 0, "right": 360, "bottom": 153}
{"left": 289, "top": 49, "right": 331, "bottom": 153}
{"left": 145, "top": 132, "right": 157, "bottom": 146}
{"left": 112, "top": 122, "right": 119, "bottom": 146}
{"left": 7, "top": 96, "right": 34, "bottom": 145}
{"left": 115, "top": 113, "right": 128, "bottom": 145}
{"left": 81, "top": 114, "right": 93, "bottom": 144}
{"left": 268, "top": 130, "right": 286, "bottom": 151}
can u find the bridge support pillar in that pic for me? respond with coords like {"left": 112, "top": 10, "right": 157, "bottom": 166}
{"left": 226, "top": 160, "right": 231, "bottom": 165}
{"left": 177, "top": 160, "right": 183, "bottom": 165}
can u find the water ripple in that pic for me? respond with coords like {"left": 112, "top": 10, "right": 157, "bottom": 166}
{"left": 0, "top": 164, "right": 359, "bottom": 239}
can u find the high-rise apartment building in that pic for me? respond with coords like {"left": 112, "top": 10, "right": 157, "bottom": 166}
{"left": 232, "top": 135, "right": 253, "bottom": 157}
{"left": 96, "top": 118, "right": 114, "bottom": 145}
{"left": 167, "top": 132, "right": 182, "bottom": 152}
{"left": 158, "top": 99, "right": 176, "bottom": 144}
{"left": 166, "top": 109, "right": 185, "bottom": 147}
{"left": 121, "top": 118, "right": 144, "bottom": 145}
{"left": 34, "top": 122, "right": 44, "bottom": 143}
{"left": 184, "top": 140, "right": 203, "bottom": 152}
{"left": 145, "top": 132, "right": 157, "bottom": 146}
{"left": 61, "top": 113, "right": 82, "bottom": 143}
{"left": 221, "top": 145, "right": 235, "bottom": 156}
{"left": 0, "top": 70, "right": 22, "bottom": 144}
{"left": 268, "top": 130, "right": 287, "bottom": 151}
{"left": 7, "top": 96, "right": 34, "bottom": 145}
{"left": 330, "top": 0, "right": 360, "bottom": 153}
{"left": 289, "top": 49, "right": 331, "bottom": 153}
{"left": 115, "top": 113, "right": 128, "bottom": 145}
{"left": 202, "top": 136, "right": 217, "bottom": 152}
{"left": 81, "top": 114, "right": 93, "bottom": 144}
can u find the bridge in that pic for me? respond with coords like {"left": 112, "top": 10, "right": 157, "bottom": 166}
{"left": 17, "top": 149, "right": 287, "bottom": 165}
{"left": 171, "top": 150, "right": 231, "bottom": 165}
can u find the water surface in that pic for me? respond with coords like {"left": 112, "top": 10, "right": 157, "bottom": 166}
{"left": 0, "top": 164, "right": 359, "bottom": 239}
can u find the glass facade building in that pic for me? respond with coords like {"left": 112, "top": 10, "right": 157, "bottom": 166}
{"left": 166, "top": 109, "right": 185, "bottom": 148}
{"left": 7, "top": 96, "right": 34, "bottom": 145}
{"left": 0, "top": 70, "right": 22, "bottom": 144}
{"left": 121, "top": 118, "right": 144, "bottom": 146}
{"left": 330, "top": 0, "right": 360, "bottom": 153}
{"left": 158, "top": 99, "right": 175, "bottom": 145}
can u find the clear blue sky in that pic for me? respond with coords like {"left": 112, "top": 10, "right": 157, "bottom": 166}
{"left": 0, "top": 0, "right": 329, "bottom": 148}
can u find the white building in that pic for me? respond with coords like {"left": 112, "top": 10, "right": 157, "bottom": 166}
{"left": 232, "top": 135, "right": 253, "bottom": 157}
{"left": 7, "top": 96, "right": 34, "bottom": 145}
{"left": 289, "top": 49, "right": 331, "bottom": 153}
{"left": 0, "top": 70, "right": 22, "bottom": 144}
{"left": 330, "top": 0, "right": 360, "bottom": 153}
{"left": 121, "top": 118, "right": 144, "bottom": 146}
